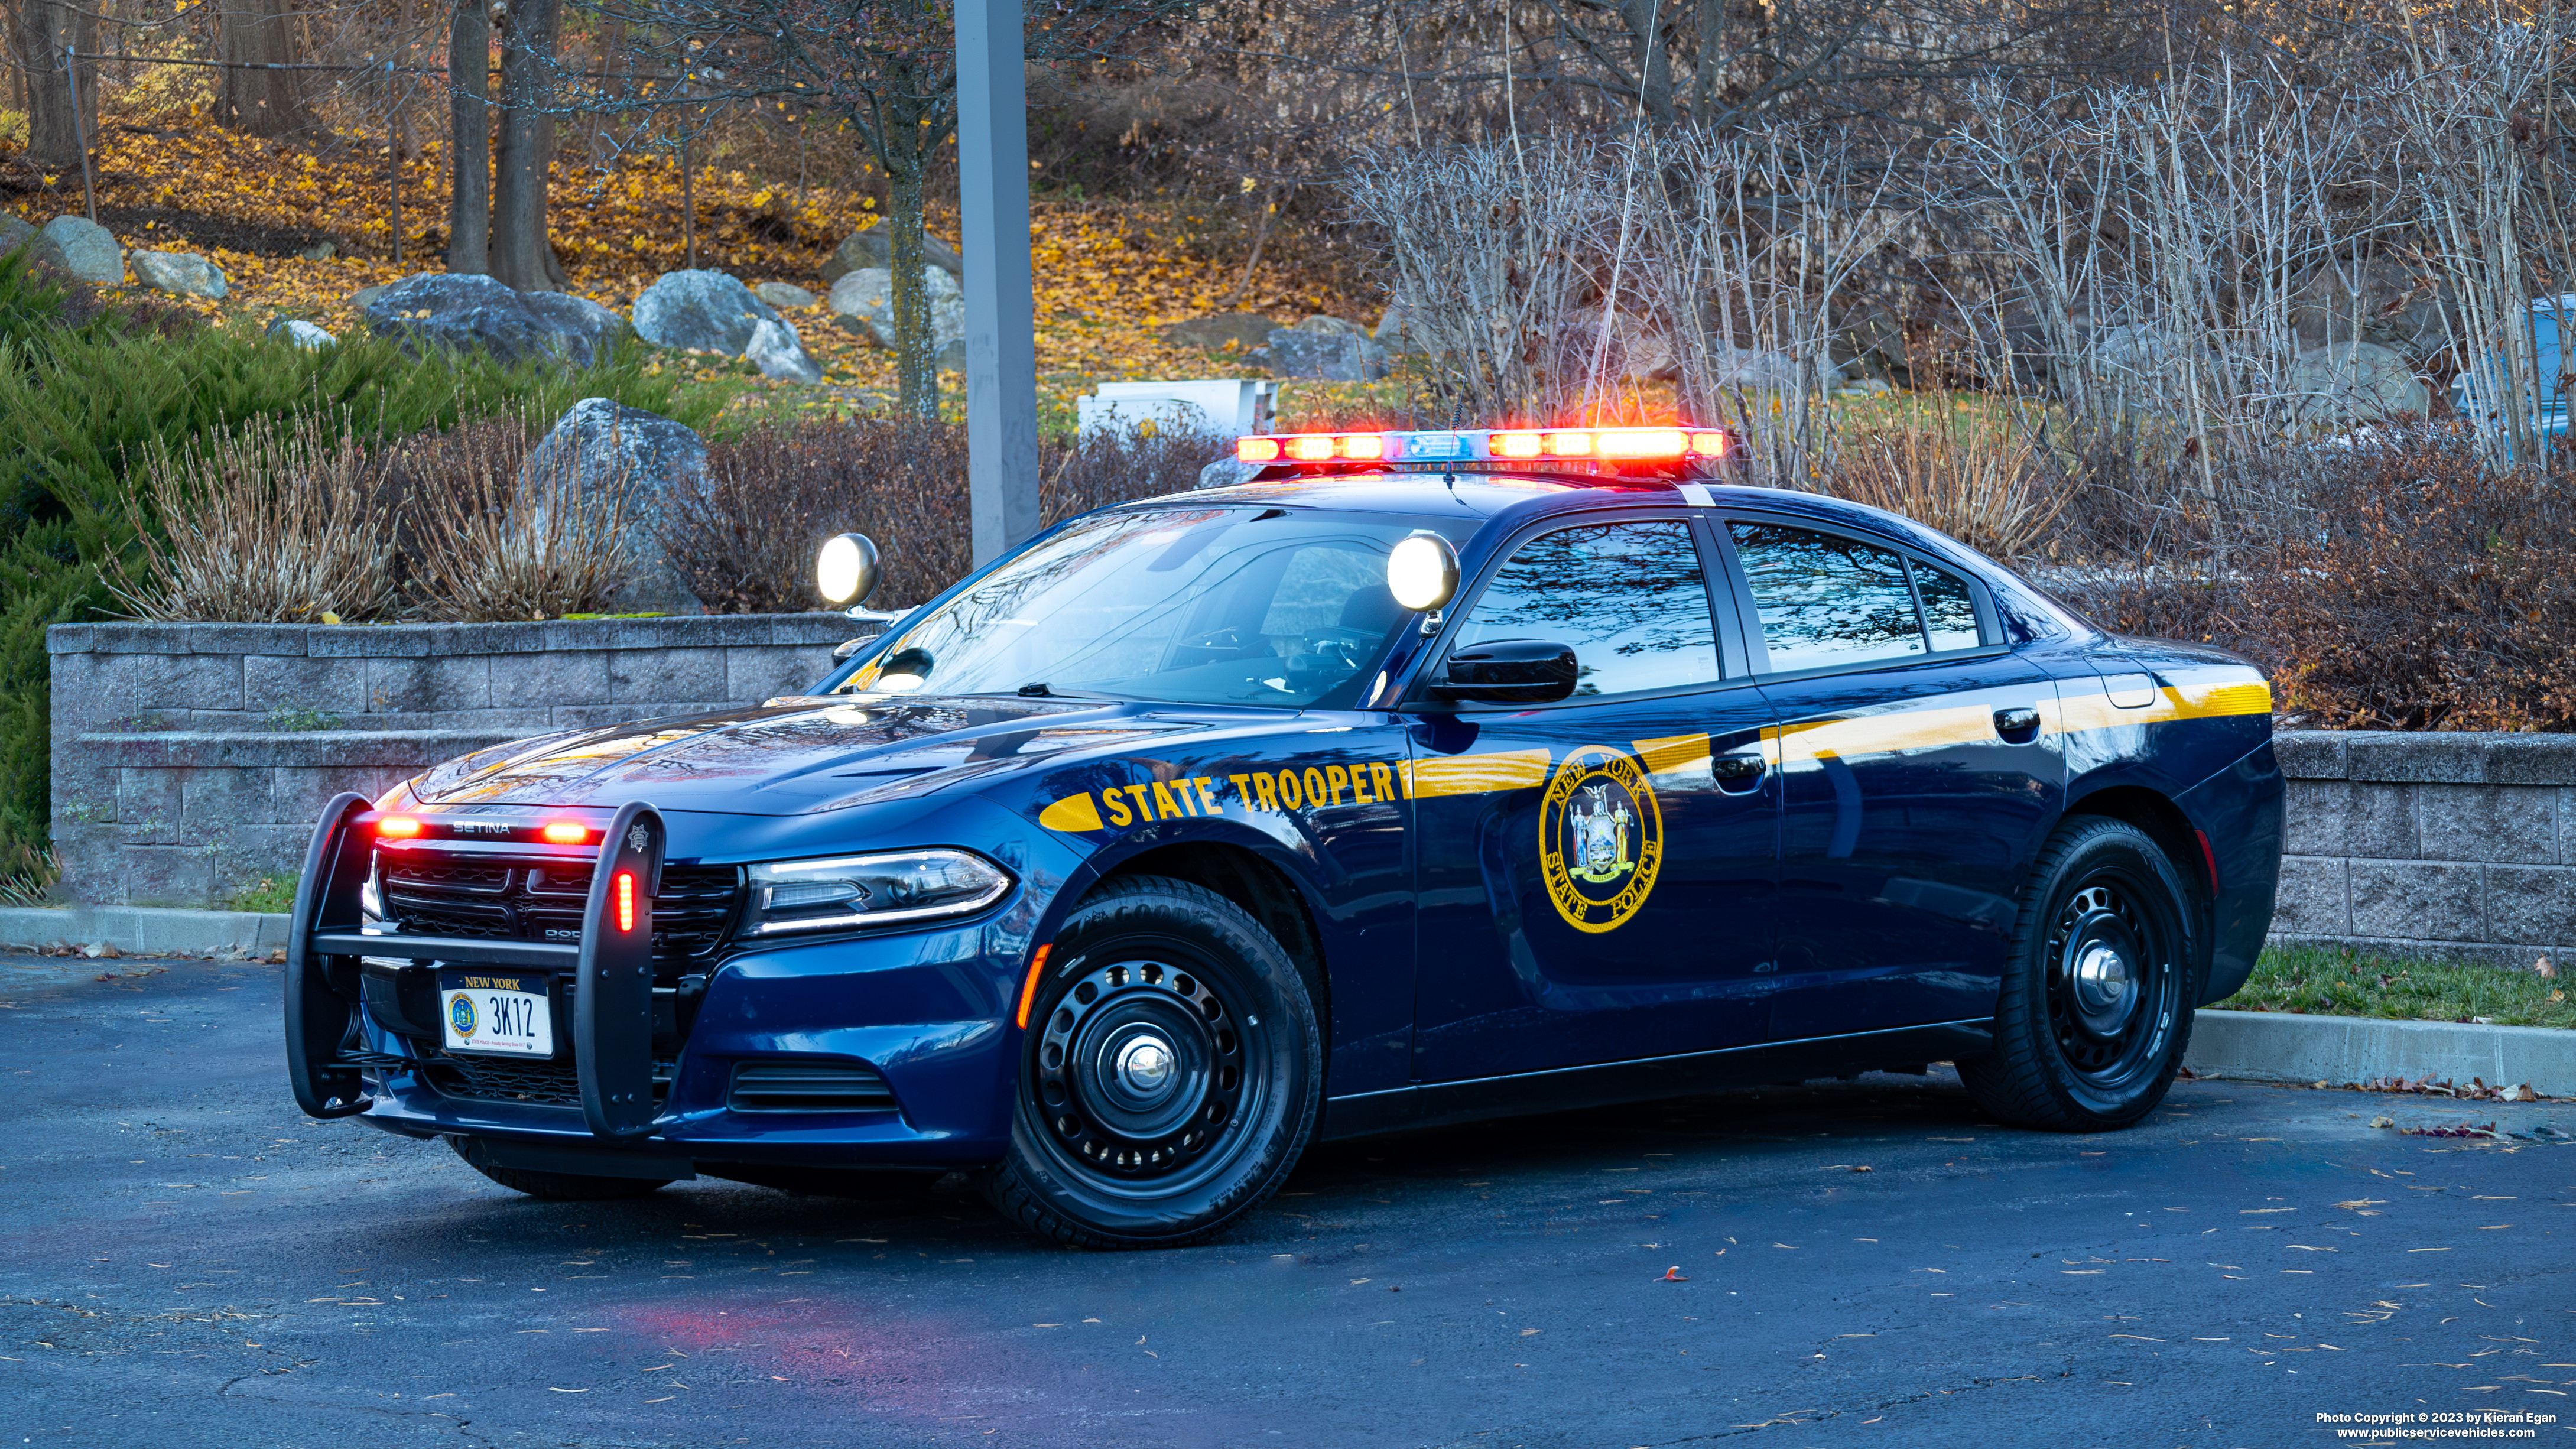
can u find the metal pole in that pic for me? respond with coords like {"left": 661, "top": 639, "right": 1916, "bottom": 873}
{"left": 956, "top": 0, "right": 1041, "bottom": 566}
{"left": 388, "top": 61, "right": 403, "bottom": 265}
{"left": 64, "top": 46, "right": 96, "bottom": 223}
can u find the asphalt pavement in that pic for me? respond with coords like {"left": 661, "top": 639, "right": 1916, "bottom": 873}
{"left": 3, "top": 951, "right": 2571, "bottom": 1449}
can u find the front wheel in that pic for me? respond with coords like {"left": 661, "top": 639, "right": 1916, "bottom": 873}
{"left": 983, "top": 875, "right": 1320, "bottom": 1249}
{"left": 1961, "top": 817, "right": 2200, "bottom": 1132}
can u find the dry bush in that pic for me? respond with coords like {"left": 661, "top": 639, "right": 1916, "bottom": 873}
{"left": 399, "top": 415, "right": 638, "bottom": 622}
{"left": 110, "top": 413, "right": 401, "bottom": 623}
{"left": 1820, "top": 427, "right": 2065, "bottom": 561}
{"left": 672, "top": 418, "right": 1229, "bottom": 614}
{"left": 2058, "top": 438, "right": 2576, "bottom": 730}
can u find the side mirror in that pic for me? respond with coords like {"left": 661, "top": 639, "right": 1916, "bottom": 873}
{"left": 831, "top": 637, "right": 871, "bottom": 662}
{"left": 817, "top": 533, "right": 881, "bottom": 607}
{"left": 1431, "top": 639, "right": 1579, "bottom": 705}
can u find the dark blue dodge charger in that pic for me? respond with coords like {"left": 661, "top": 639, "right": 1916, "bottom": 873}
{"left": 285, "top": 424, "right": 2284, "bottom": 1249}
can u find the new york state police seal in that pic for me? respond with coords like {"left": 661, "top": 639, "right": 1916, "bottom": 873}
{"left": 1539, "top": 745, "right": 1664, "bottom": 933}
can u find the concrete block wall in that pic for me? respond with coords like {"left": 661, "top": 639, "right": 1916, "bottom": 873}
{"left": 2270, "top": 730, "right": 2576, "bottom": 967}
{"left": 49, "top": 615, "right": 870, "bottom": 907}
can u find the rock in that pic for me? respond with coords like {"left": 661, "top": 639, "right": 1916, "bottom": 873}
{"left": 300, "top": 240, "right": 337, "bottom": 261}
{"left": 348, "top": 282, "right": 390, "bottom": 310}
{"left": 746, "top": 317, "right": 823, "bottom": 382}
{"left": 1372, "top": 304, "right": 1431, "bottom": 356}
{"left": 821, "top": 226, "right": 963, "bottom": 284}
{"left": 2291, "top": 258, "right": 2449, "bottom": 360}
{"left": 0, "top": 213, "right": 33, "bottom": 256}
{"left": 755, "top": 281, "right": 817, "bottom": 308}
{"left": 1706, "top": 346, "right": 1841, "bottom": 392}
{"left": 827, "top": 265, "right": 965, "bottom": 353}
{"left": 1264, "top": 327, "right": 1390, "bottom": 381}
{"left": 31, "top": 216, "right": 121, "bottom": 285}
{"left": 1293, "top": 314, "right": 1369, "bottom": 337}
{"left": 520, "top": 398, "right": 709, "bottom": 615}
{"left": 358, "top": 272, "right": 628, "bottom": 368}
{"left": 1159, "top": 313, "right": 1281, "bottom": 352}
{"left": 937, "top": 337, "right": 966, "bottom": 372}
{"left": 2286, "top": 342, "right": 2431, "bottom": 430}
{"left": 268, "top": 318, "right": 336, "bottom": 350}
{"left": 632, "top": 269, "right": 782, "bottom": 356}
{"left": 129, "top": 250, "right": 229, "bottom": 300}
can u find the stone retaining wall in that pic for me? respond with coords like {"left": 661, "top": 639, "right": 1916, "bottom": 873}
{"left": 48, "top": 615, "right": 868, "bottom": 907}
{"left": 2271, "top": 730, "right": 2576, "bottom": 967}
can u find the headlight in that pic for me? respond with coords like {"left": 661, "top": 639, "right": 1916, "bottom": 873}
{"left": 740, "top": 849, "right": 1013, "bottom": 938}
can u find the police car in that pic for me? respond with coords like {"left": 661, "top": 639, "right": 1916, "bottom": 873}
{"left": 285, "top": 424, "right": 2283, "bottom": 1249}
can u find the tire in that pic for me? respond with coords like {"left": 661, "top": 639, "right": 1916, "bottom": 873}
{"left": 448, "top": 1136, "right": 668, "bottom": 1200}
{"left": 1960, "top": 817, "right": 2201, "bottom": 1132}
{"left": 982, "top": 875, "right": 1321, "bottom": 1249}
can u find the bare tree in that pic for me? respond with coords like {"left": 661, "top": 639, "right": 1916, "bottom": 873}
{"left": 11, "top": 0, "right": 94, "bottom": 172}
{"left": 447, "top": 0, "right": 493, "bottom": 274}
{"left": 215, "top": 0, "right": 312, "bottom": 135}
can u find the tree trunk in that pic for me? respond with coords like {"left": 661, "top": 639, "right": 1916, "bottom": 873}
{"left": 489, "top": 0, "right": 560, "bottom": 291}
{"left": 215, "top": 0, "right": 307, "bottom": 136}
{"left": 445, "top": 0, "right": 490, "bottom": 274}
{"left": 17, "top": 0, "right": 93, "bottom": 172}
{"left": 889, "top": 152, "right": 937, "bottom": 421}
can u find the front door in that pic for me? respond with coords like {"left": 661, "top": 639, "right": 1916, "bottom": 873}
{"left": 1716, "top": 517, "right": 2064, "bottom": 1038}
{"left": 1408, "top": 514, "right": 1781, "bottom": 1083}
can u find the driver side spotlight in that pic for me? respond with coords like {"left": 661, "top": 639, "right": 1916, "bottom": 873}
{"left": 1386, "top": 531, "right": 1460, "bottom": 612}
{"left": 817, "top": 532, "right": 882, "bottom": 607}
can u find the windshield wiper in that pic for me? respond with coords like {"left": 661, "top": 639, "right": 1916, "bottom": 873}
{"left": 1012, "top": 683, "right": 1121, "bottom": 701}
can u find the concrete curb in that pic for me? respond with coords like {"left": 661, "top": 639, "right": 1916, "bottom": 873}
{"left": 2185, "top": 1008, "right": 2576, "bottom": 1096}
{"left": 0, "top": 904, "right": 291, "bottom": 956}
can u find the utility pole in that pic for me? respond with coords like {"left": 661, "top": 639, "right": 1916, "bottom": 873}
{"left": 956, "top": 0, "right": 1041, "bottom": 566}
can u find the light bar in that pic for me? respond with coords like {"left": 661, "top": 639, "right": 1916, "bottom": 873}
{"left": 1233, "top": 426, "right": 1733, "bottom": 471}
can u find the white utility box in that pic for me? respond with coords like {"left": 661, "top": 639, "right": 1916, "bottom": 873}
{"left": 1076, "top": 379, "right": 1278, "bottom": 442}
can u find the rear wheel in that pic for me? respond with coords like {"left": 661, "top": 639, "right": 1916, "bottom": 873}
{"left": 983, "top": 875, "right": 1320, "bottom": 1249}
{"left": 1961, "top": 817, "right": 2200, "bottom": 1132}
{"left": 448, "top": 1137, "right": 668, "bottom": 1200}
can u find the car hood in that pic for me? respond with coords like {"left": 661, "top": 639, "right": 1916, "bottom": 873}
{"left": 410, "top": 694, "right": 1204, "bottom": 816}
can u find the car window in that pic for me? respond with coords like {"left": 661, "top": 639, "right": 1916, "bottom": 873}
{"left": 1448, "top": 519, "right": 1720, "bottom": 698}
{"left": 1728, "top": 522, "right": 1927, "bottom": 672}
{"left": 1914, "top": 560, "right": 1983, "bottom": 651}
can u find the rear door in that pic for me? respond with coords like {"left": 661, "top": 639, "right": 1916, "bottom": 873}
{"left": 1406, "top": 512, "right": 1781, "bottom": 1082}
{"left": 1714, "top": 516, "right": 2064, "bottom": 1037}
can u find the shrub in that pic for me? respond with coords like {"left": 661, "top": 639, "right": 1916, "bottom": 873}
{"left": 668, "top": 420, "right": 1227, "bottom": 614}
{"left": 108, "top": 413, "right": 402, "bottom": 623}
{"left": 398, "top": 416, "right": 641, "bottom": 622}
{"left": 1817, "top": 426, "right": 2063, "bottom": 561}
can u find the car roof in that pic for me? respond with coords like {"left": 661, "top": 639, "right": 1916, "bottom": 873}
{"left": 1163, "top": 470, "right": 1971, "bottom": 559}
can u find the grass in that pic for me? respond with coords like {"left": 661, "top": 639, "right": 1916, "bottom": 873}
{"left": 2217, "top": 943, "right": 2575, "bottom": 1029}
{"left": 229, "top": 876, "right": 295, "bottom": 914}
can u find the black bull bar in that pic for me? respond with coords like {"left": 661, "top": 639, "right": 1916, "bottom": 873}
{"left": 283, "top": 793, "right": 671, "bottom": 1142}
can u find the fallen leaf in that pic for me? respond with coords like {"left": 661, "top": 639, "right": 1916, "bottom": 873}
{"left": 1659, "top": 1266, "right": 1687, "bottom": 1281}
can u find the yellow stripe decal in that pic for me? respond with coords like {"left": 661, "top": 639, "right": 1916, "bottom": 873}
{"left": 1035, "top": 791, "right": 1105, "bottom": 834}
{"left": 1633, "top": 732, "right": 1712, "bottom": 774}
{"left": 1767, "top": 704, "right": 1996, "bottom": 761}
{"left": 1402, "top": 748, "right": 1552, "bottom": 800}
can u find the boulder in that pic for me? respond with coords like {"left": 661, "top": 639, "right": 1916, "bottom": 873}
{"left": 129, "top": 250, "right": 229, "bottom": 300}
{"left": 2291, "top": 258, "right": 2449, "bottom": 360}
{"left": 755, "top": 281, "right": 817, "bottom": 308}
{"left": 1263, "top": 327, "right": 1389, "bottom": 381}
{"left": 2285, "top": 342, "right": 2431, "bottom": 431}
{"left": 300, "top": 241, "right": 337, "bottom": 261}
{"left": 0, "top": 213, "right": 33, "bottom": 256}
{"left": 358, "top": 272, "right": 628, "bottom": 368}
{"left": 827, "top": 265, "right": 965, "bottom": 353}
{"left": 1705, "top": 345, "right": 1841, "bottom": 393}
{"left": 1159, "top": 313, "right": 1280, "bottom": 352}
{"left": 519, "top": 398, "right": 709, "bottom": 615}
{"left": 1372, "top": 304, "right": 1430, "bottom": 356}
{"left": 1292, "top": 314, "right": 1369, "bottom": 337}
{"left": 821, "top": 226, "right": 963, "bottom": 284}
{"left": 632, "top": 269, "right": 781, "bottom": 356}
{"left": 268, "top": 318, "right": 336, "bottom": 350}
{"left": 746, "top": 318, "right": 823, "bottom": 382}
{"left": 348, "top": 282, "right": 391, "bottom": 311}
{"left": 31, "top": 216, "right": 121, "bottom": 285}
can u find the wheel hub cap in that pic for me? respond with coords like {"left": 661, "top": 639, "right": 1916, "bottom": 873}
{"left": 1115, "top": 1035, "right": 1177, "bottom": 1100}
{"left": 2069, "top": 939, "right": 2134, "bottom": 1034}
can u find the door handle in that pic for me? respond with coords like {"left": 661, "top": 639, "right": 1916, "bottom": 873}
{"left": 1993, "top": 706, "right": 2042, "bottom": 744}
{"left": 1712, "top": 752, "right": 1766, "bottom": 790}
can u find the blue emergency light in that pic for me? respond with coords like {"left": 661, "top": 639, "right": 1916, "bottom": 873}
{"left": 1235, "top": 425, "right": 1734, "bottom": 468}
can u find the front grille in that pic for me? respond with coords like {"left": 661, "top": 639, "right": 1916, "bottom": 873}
{"left": 382, "top": 853, "right": 743, "bottom": 961}
{"left": 727, "top": 1061, "right": 897, "bottom": 1113}
{"left": 423, "top": 1050, "right": 676, "bottom": 1108}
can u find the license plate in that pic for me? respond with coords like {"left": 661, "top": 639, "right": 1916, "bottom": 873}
{"left": 439, "top": 972, "right": 555, "bottom": 1057}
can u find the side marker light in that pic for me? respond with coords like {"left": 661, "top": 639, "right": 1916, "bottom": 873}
{"left": 616, "top": 871, "right": 636, "bottom": 933}
{"left": 1016, "top": 944, "right": 1054, "bottom": 1029}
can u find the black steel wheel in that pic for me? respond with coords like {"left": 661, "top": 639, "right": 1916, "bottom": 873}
{"left": 984, "top": 875, "right": 1319, "bottom": 1249}
{"left": 1961, "top": 817, "right": 2200, "bottom": 1131}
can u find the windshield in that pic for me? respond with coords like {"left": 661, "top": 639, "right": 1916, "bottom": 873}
{"left": 842, "top": 506, "right": 1453, "bottom": 707}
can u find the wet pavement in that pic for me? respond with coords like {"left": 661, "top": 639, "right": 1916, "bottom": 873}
{"left": 3, "top": 951, "right": 2571, "bottom": 1448}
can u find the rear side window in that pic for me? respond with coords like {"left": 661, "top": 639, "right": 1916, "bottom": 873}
{"left": 1451, "top": 519, "right": 1720, "bottom": 698}
{"left": 1914, "top": 561, "right": 1983, "bottom": 651}
{"left": 1729, "top": 523, "right": 1925, "bottom": 671}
